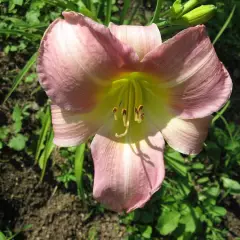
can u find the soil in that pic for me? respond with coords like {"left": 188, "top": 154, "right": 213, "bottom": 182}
{"left": 0, "top": 160, "right": 126, "bottom": 240}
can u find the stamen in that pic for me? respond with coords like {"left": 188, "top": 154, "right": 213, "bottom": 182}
{"left": 138, "top": 105, "right": 143, "bottom": 112}
{"left": 116, "top": 84, "right": 128, "bottom": 108}
{"left": 134, "top": 107, "right": 139, "bottom": 121}
{"left": 132, "top": 80, "right": 142, "bottom": 107}
{"left": 122, "top": 109, "right": 127, "bottom": 127}
{"left": 112, "top": 107, "right": 118, "bottom": 120}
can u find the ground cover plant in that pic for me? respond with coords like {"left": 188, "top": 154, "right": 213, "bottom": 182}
{"left": 0, "top": 0, "right": 239, "bottom": 239}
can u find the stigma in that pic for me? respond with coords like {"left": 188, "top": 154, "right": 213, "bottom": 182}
{"left": 111, "top": 75, "right": 144, "bottom": 138}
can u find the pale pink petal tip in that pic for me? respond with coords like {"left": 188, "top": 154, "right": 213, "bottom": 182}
{"left": 162, "top": 116, "right": 212, "bottom": 155}
{"left": 91, "top": 123, "right": 165, "bottom": 212}
{"left": 51, "top": 105, "right": 106, "bottom": 147}
{"left": 109, "top": 23, "right": 162, "bottom": 59}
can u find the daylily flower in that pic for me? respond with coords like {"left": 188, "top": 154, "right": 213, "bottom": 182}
{"left": 37, "top": 11, "right": 232, "bottom": 212}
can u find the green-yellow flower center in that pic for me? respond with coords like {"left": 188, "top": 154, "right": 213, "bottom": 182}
{"left": 109, "top": 72, "right": 170, "bottom": 138}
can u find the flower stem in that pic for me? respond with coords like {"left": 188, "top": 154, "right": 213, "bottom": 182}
{"left": 150, "top": 0, "right": 164, "bottom": 24}
{"left": 156, "top": 21, "right": 169, "bottom": 28}
{"left": 212, "top": 100, "right": 230, "bottom": 125}
{"left": 213, "top": 5, "right": 236, "bottom": 45}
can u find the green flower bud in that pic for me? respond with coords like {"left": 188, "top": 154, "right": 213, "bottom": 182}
{"left": 171, "top": 0, "right": 184, "bottom": 18}
{"left": 173, "top": 5, "right": 217, "bottom": 26}
{"left": 182, "top": 0, "right": 207, "bottom": 15}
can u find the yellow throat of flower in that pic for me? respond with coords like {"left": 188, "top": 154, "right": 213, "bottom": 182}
{"left": 109, "top": 72, "right": 170, "bottom": 138}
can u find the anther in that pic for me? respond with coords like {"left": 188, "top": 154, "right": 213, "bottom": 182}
{"left": 134, "top": 107, "right": 139, "bottom": 121}
{"left": 112, "top": 107, "right": 118, "bottom": 120}
{"left": 122, "top": 109, "right": 127, "bottom": 127}
{"left": 138, "top": 105, "right": 143, "bottom": 112}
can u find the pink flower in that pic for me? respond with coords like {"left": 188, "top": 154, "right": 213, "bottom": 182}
{"left": 37, "top": 11, "right": 232, "bottom": 212}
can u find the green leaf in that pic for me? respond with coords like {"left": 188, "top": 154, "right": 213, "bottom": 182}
{"left": 165, "top": 150, "right": 188, "bottom": 176}
{"left": 157, "top": 210, "right": 181, "bottom": 235}
{"left": 39, "top": 129, "right": 55, "bottom": 182}
{"left": 35, "top": 107, "right": 51, "bottom": 163}
{"left": 180, "top": 212, "right": 196, "bottom": 233}
{"left": 13, "top": 0, "right": 23, "bottom": 6}
{"left": 0, "top": 29, "right": 41, "bottom": 40}
{"left": 12, "top": 105, "right": 21, "bottom": 122}
{"left": 12, "top": 105, "right": 22, "bottom": 133}
{"left": 3, "top": 53, "right": 37, "bottom": 104}
{"left": 221, "top": 177, "right": 240, "bottom": 194}
{"left": 0, "top": 232, "right": 7, "bottom": 240}
{"left": 8, "top": 134, "right": 27, "bottom": 151}
{"left": 225, "top": 141, "right": 240, "bottom": 152}
{"left": 120, "top": 0, "right": 130, "bottom": 24}
{"left": 209, "top": 206, "right": 227, "bottom": 217}
{"left": 205, "top": 187, "right": 220, "bottom": 198}
{"left": 26, "top": 10, "right": 40, "bottom": 24}
{"left": 197, "top": 177, "right": 209, "bottom": 184}
{"left": 0, "top": 127, "right": 10, "bottom": 140}
{"left": 88, "top": 226, "right": 98, "bottom": 240}
{"left": 177, "top": 177, "right": 191, "bottom": 197}
{"left": 25, "top": 73, "right": 37, "bottom": 83}
{"left": 141, "top": 226, "right": 152, "bottom": 239}
{"left": 212, "top": 128, "right": 229, "bottom": 148}
{"left": 30, "top": 0, "right": 46, "bottom": 9}
{"left": 191, "top": 162, "right": 205, "bottom": 172}
{"left": 75, "top": 143, "right": 86, "bottom": 200}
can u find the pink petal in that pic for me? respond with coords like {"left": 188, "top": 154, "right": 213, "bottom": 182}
{"left": 51, "top": 104, "right": 109, "bottom": 147}
{"left": 91, "top": 121, "right": 165, "bottom": 212}
{"left": 37, "top": 11, "right": 139, "bottom": 112}
{"left": 161, "top": 116, "right": 212, "bottom": 155}
{"left": 141, "top": 25, "right": 232, "bottom": 119}
{"left": 109, "top": 23, "right": 162, "bottom": 60}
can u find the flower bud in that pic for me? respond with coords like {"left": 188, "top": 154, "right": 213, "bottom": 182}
{"left": 173, "top": 5, "right": 217, "bottom": 26}
{"left": 170, "top": 0, "right": 184, "bottom": 18}
{"left": 182, "top": 0, "right": 207, "bottom": 15}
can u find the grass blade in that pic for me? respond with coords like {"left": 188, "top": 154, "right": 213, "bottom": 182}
{"left": 35, "top": 106, "right": 51, "bottom": 164}
{"left": 40, "top": 128, "right": 55, "bottom": 182}
{"left": 213, "top": 5, "right": 236, "bottom": 45}
{"left": 105, "top": 0, "right": 112, "bottom": 25}
{"left": 74, "top": 143, "right": 86, "bottom": 201}
{"left": 0, "top": 29, "right": 41, "bottom": 39}
{"left": 3, "top": 52, "right": 37, "bottom": 104}
{"left": 120, "top": 0, "right": 130, "bottom": 24}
